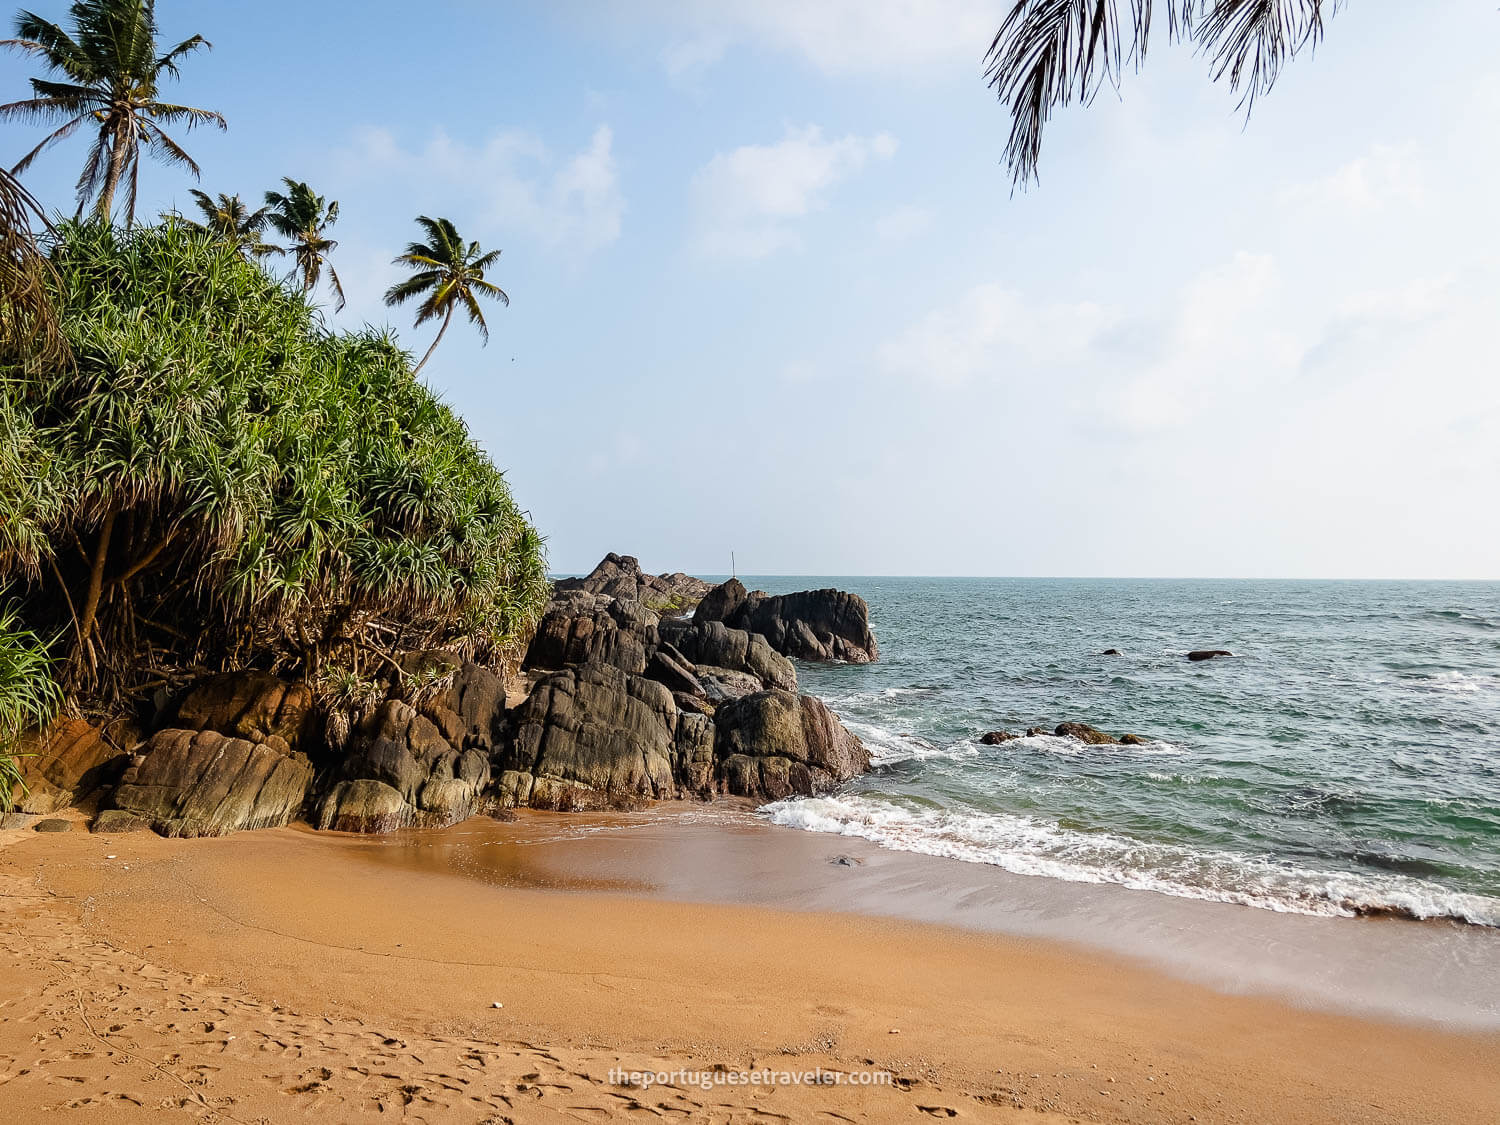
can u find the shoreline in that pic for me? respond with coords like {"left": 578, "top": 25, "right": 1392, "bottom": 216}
{"left": 335, "top": 804, "right": 1500, "bottom": 1032}
{"left": 2, "top": 813, "right": 1498, "bottom": 1123}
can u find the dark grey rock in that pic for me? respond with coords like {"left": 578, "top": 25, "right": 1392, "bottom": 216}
{"left": 104, "top": 729, "right": 313, "bottom": 838}
{"left": 712, "top": 690, "right": 869, "bottom": 801}
{"left": 524, "top": 591, "right": 659, "bottom": 675}
{"left": 693, "top": 581, "right": 878, "bottom": 664}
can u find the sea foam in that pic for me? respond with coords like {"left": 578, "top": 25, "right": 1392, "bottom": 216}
{"left": 763, "top": 794, "right": 1500, "bottom": 927}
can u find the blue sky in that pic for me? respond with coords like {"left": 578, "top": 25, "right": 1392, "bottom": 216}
{"left": 7, "top": 1, "right": 1499, "bottom": 578}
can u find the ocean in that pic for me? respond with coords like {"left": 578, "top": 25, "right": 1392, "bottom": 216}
{"left": 737, "top": 577, "right": 1500, "bottom": 927}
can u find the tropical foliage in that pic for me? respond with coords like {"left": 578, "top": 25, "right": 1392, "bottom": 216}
{"left": 0, "top": 166, "right": 65, "bottom": 368}
{"left": 384, "top": 216, "right": 509, "bottom": 375}
{"left": 985, "top": 0, "right": 1342, "bottom": 184}
{"left": 0, "top": 220, "right": 549, "bottom": 711}
{"left": 1, "top": 0, "right": 225, "bottom": 222}
{"left": 186, "top": 190, "right": 272, "bottom": 257}
{"left": 0, "top": 603, "right": 62, "bottom": 811}
{"left": 264, "top": 178, "right": 345, "bottom": 311}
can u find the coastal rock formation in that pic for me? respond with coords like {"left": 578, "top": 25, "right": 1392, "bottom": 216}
{"left": 1188, "top": 650, "right": 1233, "bottom": 662}
{"left": 982, "top": 723, "right": 1149, "bottom": 747}
{"left": 554, "top": 553, "right": 712, "bottom": 611}
{"left": 173, "top": 670, "right": 313, "bottom": 752}
{"left": 95, "top": 729, "right": 312, "bottom": 837}
{"left": 1055, "top": 722, "right": 1120, "bottom": 746}
{"left": 497, "top": 663, "right": 694, "bottom": 808}
{"left": 657, "top": 618, "right": 797, "bottom": 693}
{"left": 693, "top": 579, "right": 878, "bottom": 664}
{"left": 396, "top": 656, "right": 508, "bottom": 756}
{"left": 315, "top": 700, "right": 490, "bottom": 833}
{"left": 713, "top": 691, "right": 870, "bottom": 801}
{"left": 9, "top": 719, "right": 130, "bottom": 815}
{"left": 495, "top": 662, "right": 867, "bottom": 809}
{"left": 524, "top": 591, "right": 658, "bottom": 676}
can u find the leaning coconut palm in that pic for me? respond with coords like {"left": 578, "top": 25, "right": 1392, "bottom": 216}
{"left": 0, "top": 167, "right": 65, "bottom": 367}
{"left": 264, "top": 178, "right": 345, "bottom": 311}
{"left": 985, "top": 0, "right": 1342, "bottom": 185}
{"left": 186, "top": 190, "right": 272, "bottom": 257}
{"left": 383, "top": 216, "right": 510, "bottom": 375}
{"left": 1, "top": 0, "right": 226, "bottom": 223}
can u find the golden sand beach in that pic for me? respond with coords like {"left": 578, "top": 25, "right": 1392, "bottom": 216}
{"left": 1, "top": 813, "right": 1496, "bottom": 1124}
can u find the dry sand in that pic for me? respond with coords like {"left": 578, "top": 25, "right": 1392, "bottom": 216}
{"left": 0, "top": 814, "right": 1497, "bottom": 1124}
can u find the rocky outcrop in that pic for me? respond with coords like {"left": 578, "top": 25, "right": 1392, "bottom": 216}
{"left": 554, "top": 553, "right": 712, "bottom": 611}
{"left": 1188, "top": 650, "right": 1233, "bottom": 662}
{"left": 498, "top": 663, "right": 696, "bottom": 809}
{"left": 315, "top": 700, "right": 490, "bottom": 833}
{"left": 980, "top": 723, "right": 1148, "bottom": 747}
{"left": 9, "top": 719, "right": 129, "bottom": 814}
{"left": 496, "top": 663, "right": 867, "bottom": 809}
{"left": 713, "top": 691, "right": 870, "bottom": 801}
{"left": 397, "top": 656, "right": 508, "bottom": 756}
{"left": 95, "top": 729, "right": 312, "bottom": 837}
{"left": 1054, "top": 722, "right": 1120, "bottom": 746}
{"left": 173, "top": 670, "right": 313, "bottom": 752}
{"left": 524, "top": 591, "right": 658, "bottom": 676}
{"left": 657, "top": 619, "right": 797, "bottom": 693}
{"left": 693, "top": 579, "right": 878, "bottom": 664}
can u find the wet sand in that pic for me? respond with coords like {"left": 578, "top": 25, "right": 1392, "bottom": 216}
{"left": 0, "top": 811, "right": 1497, "bottom": 1123}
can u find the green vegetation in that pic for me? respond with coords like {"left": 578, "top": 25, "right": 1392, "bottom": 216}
{"left": 0, "top": 166, "right": 65, "bottom": 367}
{"left": 0, "top": 604, "right": 62, "bottom": 811}
{"left": 0, "top": 219, "right": 549, "bottom": 715}
{"left": 263, "top": 178, "right": 346, "bottom": 311}
{"left": 0, "top": 3, "right": 538, "bottom": 797}
{"left": 984, "top": 1, "right": 1341, "bottom": 184}
{"left": 2, "top": 0, "right": 225, "bottom": 222}
{"left": 384, "top": 216, "right": 510, "bottom": 375}
{"left": 186, "top": 190, "right": 273, "bottom": 258}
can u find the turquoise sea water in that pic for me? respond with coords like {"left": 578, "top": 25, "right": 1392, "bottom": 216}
{"left": 742, "top": 578, "right": 1500, "bottom": 925}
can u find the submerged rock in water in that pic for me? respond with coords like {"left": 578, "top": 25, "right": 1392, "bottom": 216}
{"left": 1102, "top": 648, "right": 1122, "bottom": 656}
{"left": 97, "top": 729, "right": 313, "bottom": 838}
{"left": 979, "top": 730, "right": 1021, "bottom": 745}
{"left": 1188, "top": 650, "right": 1233, "bottom": 662}
{"left": 1055, "top": 722, "right": 1120, "bottom": 746}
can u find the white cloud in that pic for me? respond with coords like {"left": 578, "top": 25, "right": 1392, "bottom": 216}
{"left": 1095, "top": 252, "right": 1297, "bottom": 431}
{"left": 875, "top": 205, "right": 934, "bottom": 242}
{"left": 1278, "top": 144, "right": 1426, "bottom": 213}
{"left": 877, "top": 284, "right": 1119, "bottom": 386}
{"left": 691, "top": 125, "right": 898, "bottom": 259}
{"left": 345, "top": 124, "right": 623, "bottom": 253}
{"left": 656, "top": 0, "right": 995, "bottom": 76}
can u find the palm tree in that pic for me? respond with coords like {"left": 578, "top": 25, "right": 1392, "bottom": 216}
{"left": 984, "top": 1, "right": 1341, "bottom": 185}
{"left": 383, "top": 216, "right": 509, "bottom": 376}
{"left": 264, "top": 178, "right": 345, "bottom": 311}
{"left": 187, "top": 190, "right": 272, "bottom": 257}
{"left": 1, "top": 0, "right": 226, "bottom": 224}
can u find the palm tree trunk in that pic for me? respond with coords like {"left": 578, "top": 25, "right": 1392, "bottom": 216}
{"left": 413, "top": 305, "right": 455, "bottom": 375}
{"left": 96, "top": 122, "right": 130, "bottom": 222}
